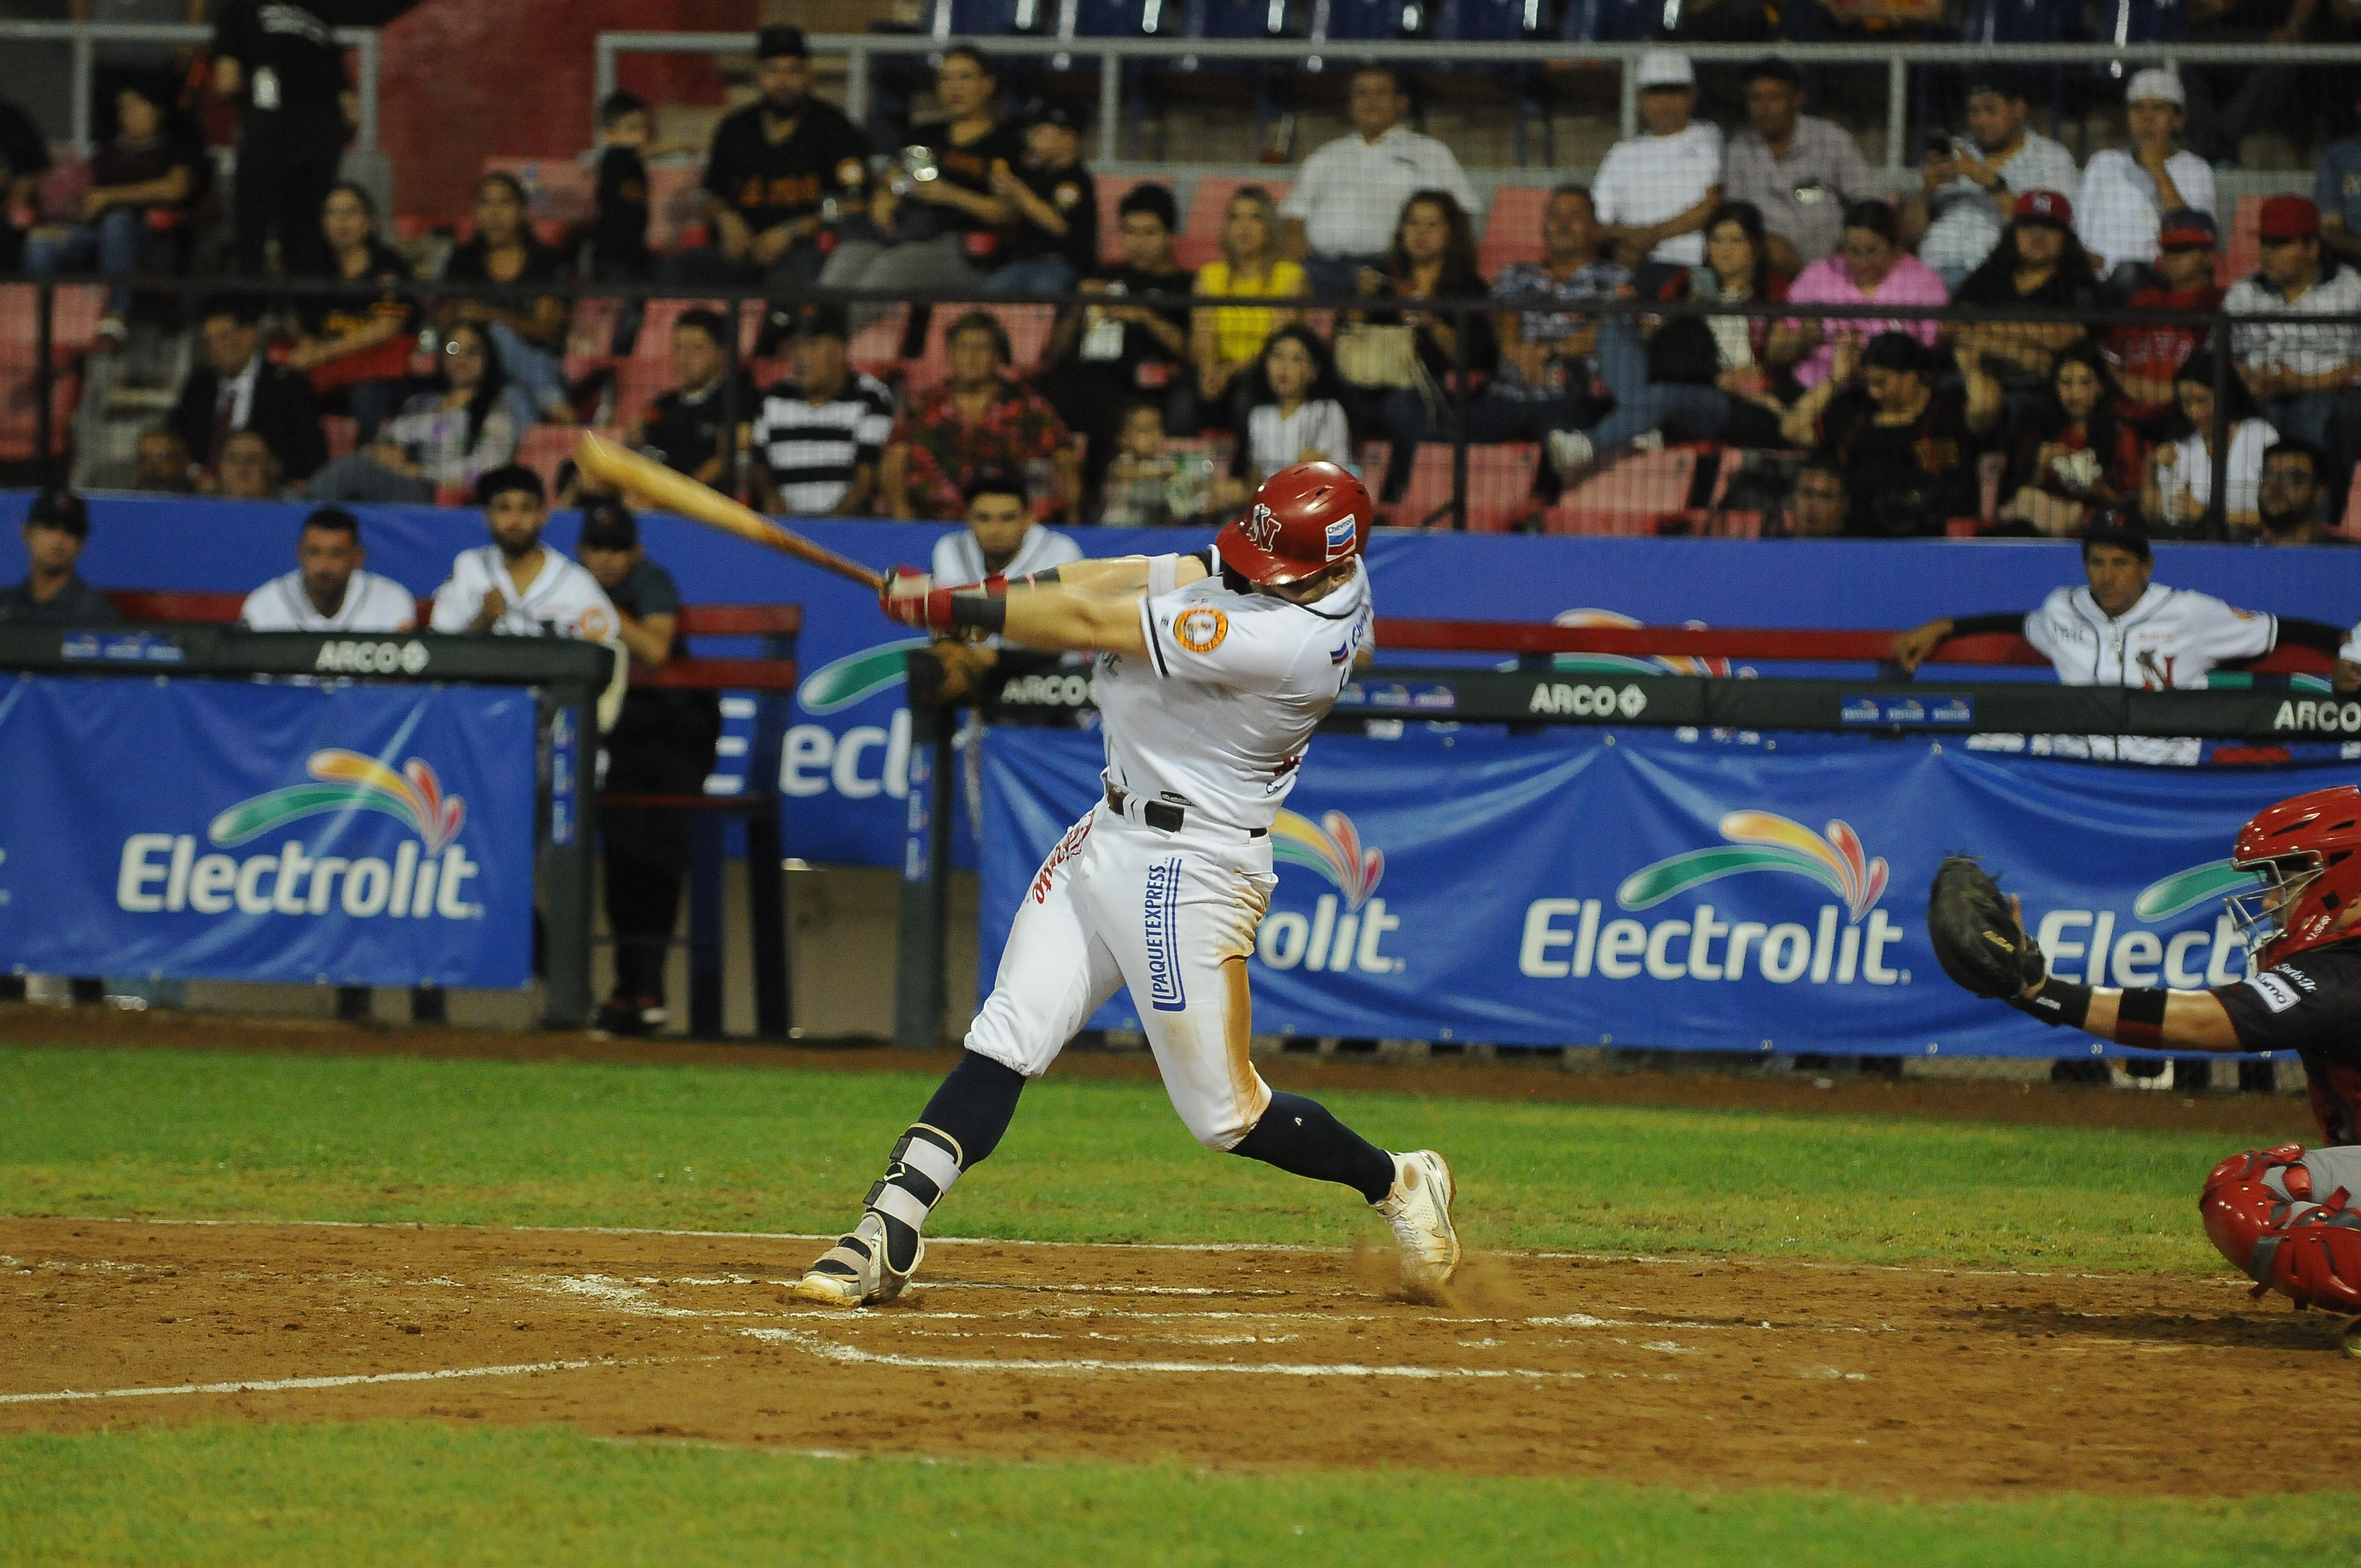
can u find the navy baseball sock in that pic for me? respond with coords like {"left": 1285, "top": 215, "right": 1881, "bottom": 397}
{"left": 846, "top": 1052, "right": 1028, "bottom": 1278}
{"left": 917, "top": 1050, "right": 1027, "bottom": 1166}
{"left": 1231, "top": 1091, "right": 1397, "bottom": 1204}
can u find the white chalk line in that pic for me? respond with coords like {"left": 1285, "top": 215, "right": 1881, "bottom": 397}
{"left": 0, "top": 1355, "right": 688, "bottom": 1407}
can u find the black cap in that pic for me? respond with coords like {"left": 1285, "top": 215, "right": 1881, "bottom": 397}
{"left": 26, "top": 488, "right": 89, "bottom": 538}
{"left": 1023, "top": 97, "right": 1082, "bottom": 132}
{"left": 756, "top": 24, "right": 807, "bottom": 60}
{"left": 2081, "top": 511, "right": 2152, "bottom": 560}
{"left": 785, "top": 300, "right": 849, "bottom": 340}
{"left": 578, "top": 500, "right": 638, "bottom": 551}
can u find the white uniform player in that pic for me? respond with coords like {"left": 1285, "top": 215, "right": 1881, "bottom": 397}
{"left": 793, "top": 461, "right": 1459, "bottom": 1308}
{"left": 929, "top": 518, "right": 1082, "bottom": 587}
{"left": 1896, "top": 522, "right": 2344, "bottom": 764}
{"left": 238, "top": 508, "right": 417, "bottom": 633}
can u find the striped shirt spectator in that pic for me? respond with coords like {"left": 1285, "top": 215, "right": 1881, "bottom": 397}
{"left": 751, "top": 303, "right": 895, "bottom": 516}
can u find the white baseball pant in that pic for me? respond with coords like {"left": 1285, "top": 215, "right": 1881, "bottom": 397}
{"left": 966, "top": 799, "right": 1277, "bottom": 1149}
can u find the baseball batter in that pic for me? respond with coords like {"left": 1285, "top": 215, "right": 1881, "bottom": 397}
{"left": 792, "top": 461, "right": 1460, "bottom": 1306}
{"left": 1929, "top": 788, "right": 2361, "bottom": 1320}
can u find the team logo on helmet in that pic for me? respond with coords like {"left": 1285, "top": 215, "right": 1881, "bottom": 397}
{"left": 1242, "top": 504, "right": 1281, "bottom": 552}
{"left": 1324, "top": 514, "right": 1356, "bottom": 559}
{"left": 1175, "top": 607, "right": 1229, "bottom": 653}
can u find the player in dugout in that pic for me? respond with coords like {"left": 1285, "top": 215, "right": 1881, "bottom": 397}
{"left": 1929, "top": 793, "right": 2361, "bottom": 1337}
{"left": 237, "top": 507, "right": 417, "bottom": 633}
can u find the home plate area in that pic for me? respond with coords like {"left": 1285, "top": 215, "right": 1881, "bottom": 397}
{"left": 4, "top": 1217, "right": 2359, "bottom": 1498}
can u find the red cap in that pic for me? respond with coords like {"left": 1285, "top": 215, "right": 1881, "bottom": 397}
{"left": 2259, "top": 195, "right": 2321, "bottom": 242}
{"left": 2013, "top": 188, "right": 2072, "bottom": 226}
{"left": 1214, "top": 461, "right": 1372, "bottom": 586}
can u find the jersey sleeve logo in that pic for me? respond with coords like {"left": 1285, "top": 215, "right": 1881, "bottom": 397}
{"left": 1242, "top": 504, "right": 1281, "bottom": 552}
{"left": 2248, "top": 972, "right": 2303, "bottom": 1013}
{"left": 578, "top": 607, "right": 616, "bottom": 643}
{"left": 1174, "top": 607, "right": 1228, "bottom": 654}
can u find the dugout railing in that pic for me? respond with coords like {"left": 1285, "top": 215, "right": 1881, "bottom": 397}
{"left": 888, "top": 619, "right": 2352, "bottom": 1047}
{"left": 7, "top": 274, "right": 2347, "bottom": 541}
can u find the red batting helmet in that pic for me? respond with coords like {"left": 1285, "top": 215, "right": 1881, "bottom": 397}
{"left": 1214, "top": 460, "right": 1373, "bottom": 586}
{"left": 2227, "top": 786, "right": 2361, "bottom": 967}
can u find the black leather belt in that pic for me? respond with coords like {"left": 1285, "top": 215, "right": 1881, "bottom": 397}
{"left": 1105, "top": 781, "right": 1267, "bottom": 837}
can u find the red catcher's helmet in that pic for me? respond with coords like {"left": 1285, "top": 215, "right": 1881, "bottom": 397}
{"left": 1215, "top": 460, "right": 1372, "bottom": 586}
{"left": 2227, "top": 786, "right": 2361, "bottom": 966}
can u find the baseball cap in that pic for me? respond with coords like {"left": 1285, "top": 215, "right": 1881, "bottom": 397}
{"left": 2081, "top": 513, "right": 2152, "bottom": 560}
{"left": 755, "top": 24, "right": 807, "bottom": 61}
{"left": 577, "top": 500, "right": 638, "bottom": 551}
{"left": 2014, "top": 188, "right": 2072, "bottom": 227}
{"left": 2126, "top": 67, "right": 2185, "bottom": 107}
{"left": 2259, "top": 194, "right": 2322, "bottom": 242}
{"left": 785, "top": 300, "right": 850, "bottom": 340}
{"left": 2158, "top": 208, "right": 2217, "bottom": 249}
{"left": 25, "top": 488, "right": 89, "bottom": 538}
{"left": 1023, "top": 98, "right": 1082, "bottom": 132}
{"left": 1635, "top": 50, "right": 1694, "bottom": 90}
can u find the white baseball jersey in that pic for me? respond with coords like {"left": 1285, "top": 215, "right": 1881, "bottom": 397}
{"left": 928, "top": 522, "right": 1084, "bottom": 587}
{"left": 1095, "top": 549, "right": 1372, "bottom": 834}
{"left": 427, "top": 546, "right": 620, "bottom": 644}
{"left": 238, "top": 569, "right": 417, "bottom": 633}
{"left": 2022, "top": 581, "right": 2275, "bottom": 691}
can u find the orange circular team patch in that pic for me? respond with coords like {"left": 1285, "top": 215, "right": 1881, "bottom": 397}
{"left": 1175, "top": 607, "right": 1228, "bottom": 653}
{"left": 579, "top": 607, "right": 616, "bottom": 643}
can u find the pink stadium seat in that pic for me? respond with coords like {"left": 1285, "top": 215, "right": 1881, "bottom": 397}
{"left": 1477, "top": 185, "right": 1550, "bottom": 277}
{"left": 1388, "top": 442, "right": 1541, "bottom": 529}
{"left": 36, "top": 149, "right": 90, "bottom": 224}
{"left": 1179, "top": 177, "right": 1291, "bottom": 271}
{"left": 518, "top": 422, "right": 612, "bottom": 492}
{"left": 2221, "top": 195, "right": 2263, "bottom": 288}
{"left": 848, "top": 307, "right": 911, "bottom": 377}
{"left": 1554, "top": 443, "right": 1706, "bottom": 516}
{"left": 646, "top": 164, "right": 706, "bottom": 252}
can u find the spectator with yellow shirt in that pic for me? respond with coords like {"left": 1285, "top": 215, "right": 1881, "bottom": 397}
{"left": 1191, "top": 186, "right": 1306, "bottom": 428}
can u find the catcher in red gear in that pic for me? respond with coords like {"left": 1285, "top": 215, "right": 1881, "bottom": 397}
{"left": 1936, "top": 786, "right": 2361, "bottom": 1325}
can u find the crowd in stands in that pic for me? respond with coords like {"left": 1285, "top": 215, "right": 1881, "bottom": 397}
{"left": 4, "top": 7, "right": 2361, "bottom": 541}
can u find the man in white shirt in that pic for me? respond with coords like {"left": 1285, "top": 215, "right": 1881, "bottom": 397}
{"left": 428, "top": 465, "right": 627, "bottom": 729}
{"left": 927, "top": 465, "right": 1084, "bottom": 589}
{"left": 1278, "top": 65, "right": 1478, "bottom": 298}
{"left": 2077, "top": 69, "right": 2216, "bottom": 297}
{"left": 1903, "top": 72, "right": 2081, "bottom": 290}
{"left": 2224, "top": 195, "right": 2361, "bottom": 502}
{"left": 238, "top": 507, "right": 417, "bottom": 632}
{"left": 1722, "top": 56, "right": 1879, "bottom": 274}
{"left": 1590, "top": 50, "right": 1723, "bottom": 270}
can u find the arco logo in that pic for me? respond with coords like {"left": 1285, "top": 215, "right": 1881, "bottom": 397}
{"left": 795, "top": 638, "right": 932, "bottom": 716}
{"left": 208, "top": 750, "right": 466, "bottom": 855}
{"left": 1271, "top": 809, "right": 1384, "bottom": 910}
{"left": 1618, "top": 812, "right": 1889, "bottom": 923}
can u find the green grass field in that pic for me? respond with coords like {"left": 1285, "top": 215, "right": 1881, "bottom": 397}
{"left": 3, "top": 1042, "right": 2346, "bottom": 1566}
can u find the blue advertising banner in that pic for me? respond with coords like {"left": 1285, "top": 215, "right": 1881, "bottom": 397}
{"left": 978, "top": 724, "right": 2352, "bottom": 1057}
{"left": 7, "top": 492, "right": 2359, "bottom": 869}
{"left": 0, "top": 675, "right": 537, "bottom": 987}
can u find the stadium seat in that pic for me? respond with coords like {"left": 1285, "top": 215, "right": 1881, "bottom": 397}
{"left": 1546, "top": 443, "right": 1711, "bottom": 528}
{"left": 519, "top": 421, "right": 616, "bottom": 492}
{"left": 645, "top": 163, "right": 708, "bottom": 252}
{"left": 2222, "top": 195, "right": 2264, "bottom": 288}
{"left": 848, "top": 308, "right": 913, "bottom": 378}
{"left": 1477, "top": 184, "right": 1550, "bottom": 275}
{"left": 1179, "top": 177, "right": 1291, "bottom": 270}
{"left": 1377, "top": 440, "right": 1541, "bottom": 529}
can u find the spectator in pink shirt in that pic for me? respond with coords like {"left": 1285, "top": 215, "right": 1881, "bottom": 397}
{"left": 1767, "top": 199, "right": 1948, "bottom": 388}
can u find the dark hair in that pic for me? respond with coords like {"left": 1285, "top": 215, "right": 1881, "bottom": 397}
{"left": 302, "top": 505, "right": 361, "bottom": 541}
{"left": 674, "top": 307, "right": 730, "bottom": 349}
{"left": 2019, "top": 342, "right": 2128, "bottom": 484}
{"left": 1742, "top": 56, "right": 1802, "bottom": 90}
{"left": 1119, "top": 398, "right": 1166, "bottom": 426}
{"left": 939, "top": 42, "right": 994, "bottom": 83}
{"left": 2265, "top": 433, "right": 2329, "bottom": 481}
{"left": 1350, "top": 61, "right": 1405, "bottom": 93}
{"left": 2167, "top": 351, "right": 2264, "bottom": 431}
{"left": 476, "top": 464, "right": 545, "bottom": 507}
{"left": 962, "top": 464, "right": 1030, "bottom": 508}
{"left": 25, "top": 488, "right": 89, "bottom": 538}
{"left": 1117, "top": 182, "right": 1178, "bottom": 232}
{"left": 1700, "top": 200, "right": 1774, "bottom": 296}
{"left": 1860, "top": 329, "right": 1934, "bottom": 376}
{"left": 1548, "top": 182, "right": 1593, "bottom": 207}
{"left": 1245, "top": 323, "right": 1344, "bottom": 408}
{"left": 1796, "top": 455, "right": 1846, "bottom": 488}
{"left": 1840, "top": 199, "right": 1901, "bottom": 247}
{"left": 1386, "top": 189, "right": 1484, "bottom": 295}
{"left": 2081, "top": 516, "right": 2152, "bottom": 561}
{"left": 945, "top": 308, "right": 1013, "bottom": 368}
{"left": 600, "top": 90, "right": 649, "bottom": 126}
{"left": 1964, "top": 71, "right": 2029, "bottom": 105}
{"left": 1962, "top": 212, "right": 2097, "bottom": 296}
{"left": 199, "top": 291, "right": 264, "bottom": 326}
{"left": 323, "top": 179, "right": 378, "bottom": 226}
{"left": 441, "top": 322, "right": 512, "bottom": 455}
{"left": 475, "top": 170, "right": 529, "bottom": 208}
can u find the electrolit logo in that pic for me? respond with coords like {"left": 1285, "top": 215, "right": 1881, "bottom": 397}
{"left": 114, "top": 750, "right": 483, "bottom": 921}
{"left": 1255, "top": 809, "right": 1402, "bottom": 974}
{"left": 2023, "top": 859, "right": 2251, "bottom": 990}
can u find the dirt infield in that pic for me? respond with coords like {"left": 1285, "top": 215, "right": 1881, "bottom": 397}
{"left": 4, "top": 1216, "right": 2354, "bottom": 1499}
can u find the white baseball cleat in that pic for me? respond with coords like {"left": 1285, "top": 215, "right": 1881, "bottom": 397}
{"left": 1373, "top": 1150, "right": 1460, "bottom": 1291}
{"left": 790, "top": 1211, "right": 918, "bottom": 1306}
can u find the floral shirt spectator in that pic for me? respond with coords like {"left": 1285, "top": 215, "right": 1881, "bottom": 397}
{"left": 893, "top": 378, "right": 1071, "bottom": 521}
{"left": 1488, "top": 257, "right": 1629, "bottom": 400}
{"left": 1782, "top": 249, "right": 1948, "bottom": 388}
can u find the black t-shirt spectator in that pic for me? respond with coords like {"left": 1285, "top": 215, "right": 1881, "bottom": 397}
{"left": 1817, "top": 383, "right": 1982, "bottom": 536}
{"left": 211, "top": 0, "right": 347, "bottom": 127}
{"left": 1007, "top": 161, "right": 1097, "bottom": 271}
{"left": 297, "top": 237, "right": 415, "bottom": 341}
{"left": 1951, "top": 260, "right": 2101, "bottom": 313}
{"left": 594, "top": 145, "right": 651, "bottom": 273}
{"left": 641, "top": 370, "right": 759, "bottom": 479}
{"left": 0, "top": 96, "right": 50, "bottom": 189}
{"left": 0, "top": 572, "right": 119, "bottom": 624}
{"left": 603, "top": 557, "right": 721, "bottom": 755}
{"left": 1068, "top": 262, "right": 1194, "bottom": 385}
{"left": 700, "top": 98, "right": 871, "bottom": 236}
{"left": 908, "top": 119, "right": 1026, "bottom": 237}
{"left": 441, "top": 235, "right": 569, "bottom": 348}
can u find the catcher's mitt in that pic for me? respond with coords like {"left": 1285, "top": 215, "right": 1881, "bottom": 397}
{"left": 1926, "top": 855, "right": 2048, "bottom": 1000}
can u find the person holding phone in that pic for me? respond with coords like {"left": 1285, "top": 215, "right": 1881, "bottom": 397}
{"left": 1901, "top": 72, "right": 2079, "bottom": 291}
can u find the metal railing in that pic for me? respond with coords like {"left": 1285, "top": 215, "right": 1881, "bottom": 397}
{"left": 5, "top": 273, "right": 2346, "bottom": 538}
{"left": 0, "top": 20, "right": 383, "bottom": 156}
{"left": 596, "top": 31, "right": 2361, "bottom": 171}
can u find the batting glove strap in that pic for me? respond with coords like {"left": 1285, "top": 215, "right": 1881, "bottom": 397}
{"left": 880, "top": 587, "right": 1007, "bottom": 636}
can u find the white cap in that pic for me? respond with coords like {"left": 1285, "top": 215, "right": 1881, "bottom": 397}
{"left": 1635, "top": 50, "right": 1695, "bottom": 90}
{"left": 2126, "top": 67, "right": 2185, "bottom": 107}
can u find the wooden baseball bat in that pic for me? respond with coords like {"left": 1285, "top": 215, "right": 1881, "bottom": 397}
{"left": 573, "top": 432, "right": 885, "bottom": 592}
